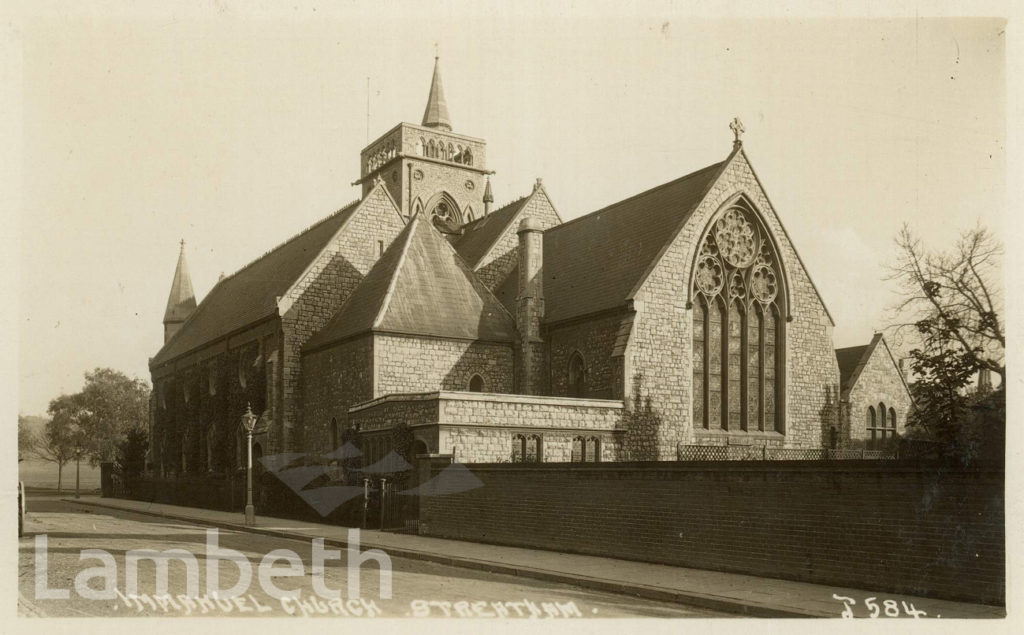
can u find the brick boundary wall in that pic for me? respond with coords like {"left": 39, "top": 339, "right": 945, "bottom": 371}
{"left": 419, "top": 461, "right": 1004, "bottom": 605}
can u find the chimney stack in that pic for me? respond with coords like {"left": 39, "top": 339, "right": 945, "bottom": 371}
{"left": 516, "top": 217, "right": 545, "bottom": 394}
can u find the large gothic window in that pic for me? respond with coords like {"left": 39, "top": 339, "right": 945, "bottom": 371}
{"left": 692, "top": 205, "right": 784, "bottom": 433}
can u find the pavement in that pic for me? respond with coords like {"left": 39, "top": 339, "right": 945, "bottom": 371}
{"left": 65, "top": 495, "right": 1005, "bottom": 619}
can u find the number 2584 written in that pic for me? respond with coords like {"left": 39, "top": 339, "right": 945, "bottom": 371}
{"left": 832, "top": 595, "right": 931, "bottom": 618}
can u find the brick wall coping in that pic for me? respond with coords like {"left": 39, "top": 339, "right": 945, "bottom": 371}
{"left": 348, "top": 390, "right": 625, "bottom": 414}
{"left": 439, "top": 460, "right": 1004, "bottom": 476}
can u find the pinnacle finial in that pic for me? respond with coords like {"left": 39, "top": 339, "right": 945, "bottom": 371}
{"left": 422, "top": 56, "right": 452, "bottom": 132}
{"left": 730, "top": 117, "right": 745, "bottom": 149}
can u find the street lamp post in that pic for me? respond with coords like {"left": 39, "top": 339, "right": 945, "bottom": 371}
{"left": 241, "top": 403, "right": 257, "bottom": 526}
{"left": 74, "top": 446, "right": 81, "bottom": 499}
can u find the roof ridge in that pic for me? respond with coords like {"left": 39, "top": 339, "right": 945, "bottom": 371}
{"left": 835, "top": 344, "right": 870, "bottom": 353}
{"left": 461, "top": 193, "right": 530, "bottom": 228}
{"left": 545, "top": 161, "right": 724, "bottom": 234}
{"left": 217, "top": 199, "right": 360, "bottom": 285}
{"left": 372, "top": 215, "right": 419, "bottom": 329}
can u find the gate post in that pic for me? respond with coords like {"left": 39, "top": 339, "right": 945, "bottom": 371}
{"left": 100, "top": 462, "right": 114, "bottom": 497}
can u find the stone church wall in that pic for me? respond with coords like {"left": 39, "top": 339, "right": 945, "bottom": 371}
{"left": 374, "top": 334, "right": 514, "bottom": 396}
{"left": 280, "top": 186, "right": 406, "bottom": 453}
{"left": 347, "top": 391, "right": 623, "bottom": 462}
{"left": 844, "top": 344, "right": 912, "bottom": 446}
{"left": 404, "top": 158, "right": 487, "bottom": 222}
{"left": 627, "top": 151, "right": 840, "bottom": 458}
{"left": 547, "top": 312, "right": 623, "bottom": 399}
{"left": 300, "top": 335, "right": 374, "bottom": 456}
{"left": 474, "top": 188, "right": 562, "bottom": 291}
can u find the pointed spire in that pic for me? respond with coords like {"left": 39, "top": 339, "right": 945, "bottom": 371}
{"left": 483, "top": 176, "right": 493, "bottom": 216}
{"left": 163, "top": 240, "right": 197, "bottom": 342}
{"left": 421, "top": 56, "right": 452, "bottom": 132}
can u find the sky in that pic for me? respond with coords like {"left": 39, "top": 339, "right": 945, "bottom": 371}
{"left": 9, "top": 5, "right": 1008, "bottom": 416}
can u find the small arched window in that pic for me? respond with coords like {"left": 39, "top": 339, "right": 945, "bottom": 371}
{"left": 867, "top": 405, "right": 876, "bottom": 428}
{"left": 879, "top": 402, "right": 887, "bottom": 428}
{"left": 888, "top": 407, "right": 897, "bottom": 429}
{"left": 526, "top": 435, "right": 542, "bottom": 462}
{"left": 463, "top": 148, "right": 473, "bottom": 166}
{"left": 427, "top": 139, "right": 436, "bottom": 158}
{"left": 511, "top": 434, "right": 542, "bottom": 463}
{"left": 571, "top": 437, "right": 584, "bottom": 462}
{"left": 511, "top": 434, "right": 525, "bottom": 462}
{"left": 468, "top": 374, "right": 485, "bottom": 392}
{"left": 568, "top": 352, "right": 586, "bottom": 398}
{"left": 416, "top": 138, "right": 424, "bottom": 156}
{"left": 447, "top": 143, "right": 455, "bottom": 161}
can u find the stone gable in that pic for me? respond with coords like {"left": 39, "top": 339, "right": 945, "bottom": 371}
{"left": 279, "top": 185, "right": 407, "bottom": 451}
{"left": 475, "top": 189, "right": 561, "bottom": 291}
{"left": 627, "top": 150, "right": 840, "bottom": 457}
{"left": 841, "top": 338, "right": 913, "bottom": 447}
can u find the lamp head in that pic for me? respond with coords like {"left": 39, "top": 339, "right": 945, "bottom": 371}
{"left": 241, "top": 403, "right": 257, "bottom": 433}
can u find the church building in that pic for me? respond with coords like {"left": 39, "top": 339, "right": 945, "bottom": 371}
{"left": 149, "top": 58, "right": 859, "bottom": 473}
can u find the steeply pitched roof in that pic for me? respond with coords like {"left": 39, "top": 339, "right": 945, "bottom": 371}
{"left": 164, "top": 242, "right": 197, "bottom": 324}
{"left": 836, "top": 334, "right": 913, "bottom": 400}
{"left": 543, "top": 161, "right": 724, "bottom": 323}
{"left": 421, "top": 57, "right": 452, "bottom": 131}
{"left": 448, "top": 194, "right": 532, "bottom": 268}
{"left": 836, "top": 342, "right": 873, "bottom": 395}
{"left": 304, "top": 215, "right": 516, "bottom": 352}
{"left": 151, "top": 199, "right": 362, "bottom": 366}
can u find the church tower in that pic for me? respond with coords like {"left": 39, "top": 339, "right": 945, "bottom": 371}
{"left": 163, "top": 240, "right": 197, "bottom": 343}
{"left": 358, "top": 57, "right": 491, "bottom": 224}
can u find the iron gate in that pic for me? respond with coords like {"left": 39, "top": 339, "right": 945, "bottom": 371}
{"left": 361, "top": 477, "right": 405, "bottom": 530}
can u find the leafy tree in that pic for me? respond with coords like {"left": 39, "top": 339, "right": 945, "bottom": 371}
{"left": 75, "top": 368, "right": 150, "bottom": 465}
{"left": 39, "top": 394, "right": 88, "bottom": 494}
{"left": 18, "top": 415, "right": 39, "bottom": 463}
{"left": 888, "top": 224, "right": 1004, "bottom": 463}
{"left": 116, "top": 427, "right": 149, "bottom": 479}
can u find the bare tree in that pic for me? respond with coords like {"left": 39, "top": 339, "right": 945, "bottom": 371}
{"left": 888, "top": 224, "right": 1004, "bottom": 384}
{"left": 887, "top": 224, "right": 1004, "bottom": 461}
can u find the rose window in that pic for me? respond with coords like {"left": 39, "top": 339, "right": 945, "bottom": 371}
{"left": 713, "top": 208, "right": 758, "bottom": 267}
{"left": 750, "top": 264, "right": 778, "bottom": 304}
{"left": 695, "top": 256, "right": 724, "bottom": 296}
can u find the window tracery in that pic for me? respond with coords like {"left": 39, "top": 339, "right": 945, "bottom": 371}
{"left": 692, "top": 204, "right": 784, "bottom": 433}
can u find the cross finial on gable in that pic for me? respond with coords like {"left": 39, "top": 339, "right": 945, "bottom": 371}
{"left": 730, "top": 117, "right": 745, "bottom": 149}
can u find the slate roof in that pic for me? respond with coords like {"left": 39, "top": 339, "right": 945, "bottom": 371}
{"left": 448, "top": 194, "right": 532, "bottom": 268}
{"left": 543, "top": 161, "right": 724, "bottom": 323}
{"left": 304, "top": 215, "right": 516, "bottom": 352}
{"left": 836, "top": 344, "right": 872, "bottom": 395}
{"left": 164, "top": 243, "right": 197, "bottom": 324}
{"left": 151, "top": 200, "right": 362, "bottom": 366}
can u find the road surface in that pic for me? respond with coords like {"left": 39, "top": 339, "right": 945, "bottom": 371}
{"left": 18, "top": 494, "right": 729, "bottom": 618}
